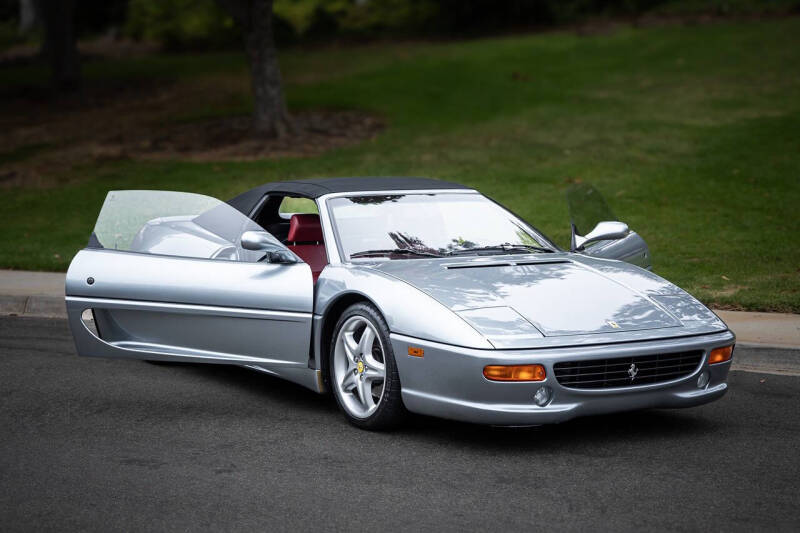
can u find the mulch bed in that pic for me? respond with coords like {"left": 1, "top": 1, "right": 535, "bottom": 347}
{"left": 128, "top": 110, "right": 384, "bottom": 161}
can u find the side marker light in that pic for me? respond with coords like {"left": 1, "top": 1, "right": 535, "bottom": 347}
{"left": 408, "top": 346, "right": 424, "bottom": 357}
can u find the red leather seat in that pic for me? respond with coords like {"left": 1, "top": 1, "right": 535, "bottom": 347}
{"left": 287, "top": 214, "right": 327, "bottom": 282}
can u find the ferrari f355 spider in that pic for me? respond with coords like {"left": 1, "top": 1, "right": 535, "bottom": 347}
{"left": 65, "top": 177, "right": 734, "bottom": 429}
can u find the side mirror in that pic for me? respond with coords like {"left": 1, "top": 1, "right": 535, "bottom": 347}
{"left": 571, "top": 221, "right": 629, "bottom": 251}
{"left": 241, "top": 231, "right": 297, "bottom": 264}
{"left": 241, "top": 230, "right": 275, "bottom": 251}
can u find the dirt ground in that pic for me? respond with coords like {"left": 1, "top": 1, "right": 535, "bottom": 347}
{"left": 0, "top": 46, "right": 383, "bottom": 188}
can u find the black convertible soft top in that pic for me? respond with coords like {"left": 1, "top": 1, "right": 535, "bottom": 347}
{"left": 227, "top": 176, "right": 470, "bottom": 216}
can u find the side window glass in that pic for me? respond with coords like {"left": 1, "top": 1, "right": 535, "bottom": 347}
{"left": 278, "top": 197, "right": 318, "bottom": 219}
{"left": 92, "top": 190, "right": 285, "bottom": 262}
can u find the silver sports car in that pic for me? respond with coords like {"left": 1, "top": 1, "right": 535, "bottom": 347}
{"left": 65, "top": 177, "right": 734, "bottom": 429}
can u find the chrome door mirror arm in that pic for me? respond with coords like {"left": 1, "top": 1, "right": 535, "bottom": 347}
{"left": 257, "top": 250, "right": 298, "bottom": 264}
{"left": 242, "top": 231, "right": 298, "bottom": 264}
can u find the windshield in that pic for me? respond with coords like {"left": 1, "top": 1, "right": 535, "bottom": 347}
{"left": 328, "top": 193, "right": 555, "bottom": 260}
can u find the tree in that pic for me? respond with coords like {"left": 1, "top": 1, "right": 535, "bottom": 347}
{"left": 19, "top": 0, "right": 38, "bottom": 34}
{"left": 37, "top": 0, "right": 82, "bottom": 92}
{"left": 215, "top": 0, "right": 291, "bottom": 137}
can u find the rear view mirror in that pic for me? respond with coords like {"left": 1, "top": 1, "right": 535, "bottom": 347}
{"left": 572, "top": 221, "right": 629, "bottom": 251}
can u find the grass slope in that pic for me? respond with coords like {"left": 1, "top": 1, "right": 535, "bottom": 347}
{"left": 1, "top": 19, "right": 798, "bottom": 311}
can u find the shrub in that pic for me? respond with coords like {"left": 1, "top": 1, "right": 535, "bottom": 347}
{"left": 125, "top": 0, "right": 240, "bottom": 50}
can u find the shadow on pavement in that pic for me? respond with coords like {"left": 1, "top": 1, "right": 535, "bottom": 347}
{"left": 165, "top": 358, "right": 720, "bottom": 450}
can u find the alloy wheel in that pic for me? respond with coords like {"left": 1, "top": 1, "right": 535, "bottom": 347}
{"left": 333, "top": 315, "right": 387, "bottom": 418}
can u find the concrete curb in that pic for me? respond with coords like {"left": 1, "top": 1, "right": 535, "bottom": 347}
{"left": 0, "top": 294, "right": 66, "bottom": 318}
{"left": 715, "top": 310, "right": 800, "bottom": 350}
{"left": 730, "top": 346, "right": 800, "bottom": 376}
{"left": 0, "top": 269, "right": 64, "bottom": 297}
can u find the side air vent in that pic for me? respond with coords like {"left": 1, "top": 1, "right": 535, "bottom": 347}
{"left": 80, "top": 308, "right": 100, "bottom": 337}
{"left": 446, "top": 259, "right": 570, "bottom": 270}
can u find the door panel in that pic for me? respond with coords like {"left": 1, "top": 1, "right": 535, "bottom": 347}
{"left": 65, "top": 190, "right": 318, "bottom": 390}
{"left": 579, "top": 232, "right": 651, "bottom": 270}
{"left": 66, "top": 249, "right": 311, "bottom": 312}
{"left": 71, "top": 297, "right": 310, "bottom": 363}
{"left": 66, "top": 250, "right": 313, "bottom": 365}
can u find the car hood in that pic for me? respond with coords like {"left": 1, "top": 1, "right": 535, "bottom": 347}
{"left": 371, "top": 254, "right": 726, "bottom": 348}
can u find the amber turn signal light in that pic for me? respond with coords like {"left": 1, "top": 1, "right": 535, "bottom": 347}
{"left": 708, "top": 345, "right": 734, "bottom": 365}
{"left": 408, "top": 346, "right": 424, "bottom": 357}
{"left": 483, "top": 364, "right": 546, "bottom": 382}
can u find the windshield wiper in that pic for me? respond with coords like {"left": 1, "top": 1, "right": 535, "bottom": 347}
{"left": 350, "top": 248, "right": 443, "bottom": 259}
{"left": 447, "top": 243, "right": 555, "bottom": 256}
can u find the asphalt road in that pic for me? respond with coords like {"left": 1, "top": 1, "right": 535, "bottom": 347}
{"left": 1, "top": 317, "right": 799, "bottom": 532}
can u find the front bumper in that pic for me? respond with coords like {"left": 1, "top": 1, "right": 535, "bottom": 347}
{"left": 391, "top": 330, "right": 735, "bottom": 426}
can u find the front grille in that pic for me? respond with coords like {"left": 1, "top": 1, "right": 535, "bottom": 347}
{"left": 553, "top": 350, "right": 704, "bottom": 389}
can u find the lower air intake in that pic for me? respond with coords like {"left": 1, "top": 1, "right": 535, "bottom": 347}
{"left": 553, "top": 350, "right": 704, "bottom": 389}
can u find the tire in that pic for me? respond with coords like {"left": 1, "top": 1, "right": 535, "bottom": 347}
{"left": 329, "top": 302, "right": 406, "bottom": 430}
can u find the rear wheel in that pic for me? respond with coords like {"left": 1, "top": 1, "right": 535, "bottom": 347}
{"left": 329, "top": 303, "right": 405, "bottom": 430}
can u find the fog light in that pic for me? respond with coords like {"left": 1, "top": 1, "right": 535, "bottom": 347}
{"left": 697, "top": 371, "right": 710, "bottom": 389}
{"left": 534, "top": 386, "right": 553, "bottom": 407}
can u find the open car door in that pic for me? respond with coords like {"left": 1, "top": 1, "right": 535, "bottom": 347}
{"left": 567, "top": 183, "right": 652, "bottom": 270}
{"left": 65, "top": 190, "right": 320, "bottom": 391}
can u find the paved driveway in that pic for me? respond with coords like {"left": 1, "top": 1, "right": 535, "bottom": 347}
{"left": 1, "top": 317, "right": 798, "bottom": 531}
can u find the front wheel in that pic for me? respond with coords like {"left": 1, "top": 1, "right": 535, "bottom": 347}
{"left": 329, "top": 303, "right": 406, "bottom": 430}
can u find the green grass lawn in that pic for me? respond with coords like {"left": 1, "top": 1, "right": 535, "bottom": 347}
{"left": 1, "top": 19, "right": 799, "bottom": 312}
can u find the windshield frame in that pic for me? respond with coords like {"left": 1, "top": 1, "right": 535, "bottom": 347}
{"left": 321, "top": 189, "right": 560, "bottom": 263}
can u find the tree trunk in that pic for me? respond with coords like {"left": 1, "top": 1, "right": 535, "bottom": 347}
{"left": 38, "top": 0, "right": 81, "bottom": 92}
{"left": 225, "top": 0, "right": 291, "bottom": 137}
{"left": 19, "top": 0, "right": 38, "bottom": 34}
{"left": 245, "top": 0, "right": 291, "bottom": 136}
